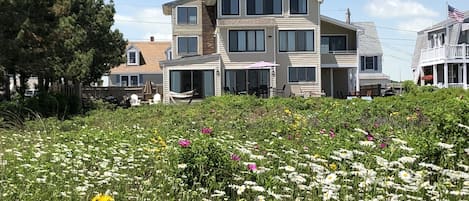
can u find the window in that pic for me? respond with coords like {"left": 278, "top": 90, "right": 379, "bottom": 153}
{"left": 222, "top": 0, "right": 239, "bottom": 15}
{"left": 321, "top": 36, "right": 346, "bottom": 52}
{"left": 360, "top": 56, "right": 378, "bottom": 71}
{"left": 120, "top": 75, "right": 139, "bottom": 86}
{"left": 288, "top": 67, "right": 316, "bottom": 82}
{"left": 128, "top": 51, "right": 137, "bottom": 65}
{"left": 290, "top": 0, "right": 307, "bottom": 14}
{"left": 246, "top": 0, "right": 282, "bottom": 15}
{"left": 177, "top": 7, "right": 197, "bottom": 24}
{"left": 178, "top": 37, "right": 198, "bottom": 55}
{"left": 229, "top": 30, "right": 265, "bottom": 52}
{"left": 170, "top": 70, "right": 214, "bottom": 98}
{"left": 279, "top": 30, "right": 314, "bottom": 52}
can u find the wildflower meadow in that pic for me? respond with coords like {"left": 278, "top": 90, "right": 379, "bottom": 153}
{"left": 0, "top": 88, "right": 468, "bottom": 200}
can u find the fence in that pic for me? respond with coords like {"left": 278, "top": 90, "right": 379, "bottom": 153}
{"left": 82, "top": 84, "right": 163, "bottom": 102}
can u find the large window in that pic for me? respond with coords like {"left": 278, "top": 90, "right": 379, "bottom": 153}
{"left": 246, "top": 0, "right": 282, "bottom": 15}
{"left": 178, "top": 37, "right": 198, "bottom": 55}
{"left": 177, "top": 7, "right": 197, "bottom": 24}
{"left": 360, "top": 56, "right": 378, "bottom": 71}
{"left": 321, "top": 36, "right": 346, "bottom": 52}
{"left": 229, "top": 30, "right": 265, "bottom": 52}
{"left": 279, "top": 30, "right": 314, "bottom": 52}
{"left": 288, "top": 67, "right": 316, "bottom": 82}
{"left": 222, "top": 0, "right": 239, "bottom": 15}
{"left": 290, "top": 0, "right": 307, "bottom": 14}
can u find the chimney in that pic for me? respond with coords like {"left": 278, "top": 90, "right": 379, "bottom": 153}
{"left": 345, "top": 8, "right": 351, "bottom": 24}
{"left": 150, "top": 36, "right": 154, "bottom": 42}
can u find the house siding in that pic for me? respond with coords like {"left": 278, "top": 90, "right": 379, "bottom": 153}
{"left": 202, "top": 4, "right": 217, "bottom": 55}
{"left": 172, "top": 1, "right": 204, "bottom": 59}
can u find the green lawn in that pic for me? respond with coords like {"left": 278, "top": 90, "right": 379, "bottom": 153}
{"left": 1, "top": 89, "right": 468, "bottom": 200}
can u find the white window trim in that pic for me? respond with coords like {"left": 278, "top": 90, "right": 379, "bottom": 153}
{"left": 127, "top": 50, "right": 139, "bottom": 66}
{"left": 175, "top": 5, "right": 198, "bottom": 25}
{"left": 287, "top": 66, "right": 318, "bottom": 84}
{"left": 219, "top": 0, "right": 241, "bottom": 17}
{"left": 227, "top": 28, "right": 267, "bottom": 54}
{"left": 245, "top": 0, "right": 284, "bottom": 17}
{"left": 288, "top": 0, "right": 309, "bottom": 16}
{"left": 278, "top": 28, "right": 317, "bottom": 54}
{"left": 176, "top": 35, "right": 199, "bottom": 57}
{"left": 320, "top": 34, "right": 349, "bottom": 53}
{"left": 120, "top": 74, "right": 140, "bottom": 87}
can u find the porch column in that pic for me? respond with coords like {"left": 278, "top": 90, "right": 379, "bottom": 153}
{"left": 463, "top": 63, "right": 468, "bottom": 89}
{"left": 444, "top": 63, "right": 449, "bottom": 88}
{"left": 432, "top": 64, "right": 437, "bottom": 86}
{"left": 330, "top": 68, "right": 334, "bottom": 98}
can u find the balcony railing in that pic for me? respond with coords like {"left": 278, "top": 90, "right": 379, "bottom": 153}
{"left": 420, "top": 44, "right": 469, "bottom": 64}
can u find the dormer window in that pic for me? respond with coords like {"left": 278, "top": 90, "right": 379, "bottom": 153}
{"left": 290, "top": 0, "right": 307, "bottom": 15}
{"left": 127, "top": 49, "right": 139, "bottom": 65}
{"left": 177, "top": 7, "right": 197, "bottom": 24}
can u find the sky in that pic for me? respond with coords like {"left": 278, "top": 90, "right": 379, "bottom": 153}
{"left": 112, "top": 0, "right": 469, "bottom": 81}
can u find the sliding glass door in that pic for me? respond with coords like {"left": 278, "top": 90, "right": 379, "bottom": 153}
{"left": 225, "top": 69, "right": 269, "bottom": 97}
{"left": 170, "top": 70, "right": 214, "bottom": 98}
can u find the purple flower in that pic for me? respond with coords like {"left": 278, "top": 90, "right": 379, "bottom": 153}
{"left": 247, "top": 163, "right": 257, "bottom": 171}
{"left": 380, "top": 143, "right": 388, "bottom": 149}
{"left": 201, "top": 127, "right": 212, "bottom": 135}
{"left": 366, "top": 134, "right": 374, "bottom": 141}
{"left": 178, "top": 139, "right": 191, "bottom": 148}
{"left": 231, "top": 154, "right": 240, "bottom": 161}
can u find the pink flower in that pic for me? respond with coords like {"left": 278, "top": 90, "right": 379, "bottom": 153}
{"left": 201, "top": 127, "right": 212, "bottom": 135}
{"left": 178, "top": 139, "right": 191, "bottom": 148}
{"left": 380, "top": 143, "right": 387, "bottom": 148}
{"left": 288, "top": 135, "right": 293, "bottom": 140}
{"left": 247, "top": 163, "right": 257, "bottom": 171}
{"left": 366, "top": 134, "right": 374, "bottom": 141}
{"left": 329, "top": 129, "right": 336, "bottom": 138}
{"left": 320, "top": 129, "right": 326, "bottom": 134}
{"left": 231, "top": 154, "right": 240, "bottom": 161}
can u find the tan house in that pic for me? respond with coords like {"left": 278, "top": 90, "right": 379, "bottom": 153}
{"left": 109, "top": 40, "right": 171, "bottom": 87}
{"left": 159, "top": 0, "right": 381, "bottom": 102}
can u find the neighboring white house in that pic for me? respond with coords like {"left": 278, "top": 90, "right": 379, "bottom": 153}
{"left": 412, "top": 10, "right": 469, "bottom": 89}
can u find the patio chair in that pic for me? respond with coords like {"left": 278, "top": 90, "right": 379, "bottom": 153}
{"left": 130, "top": 94, "right": 141, "bottom": 106}
{"left": 149, "top": 93, "right": 161, "bottom": 105}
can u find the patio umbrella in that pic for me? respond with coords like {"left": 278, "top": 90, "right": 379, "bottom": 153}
{"left": 246, "top": 61, "right": 279, "bottom": 69}
{"left": 421, "top": 75, "right": 433, "bottom": 81}
{"left": 143, "top": 80, "right": 153, "bottom": 95}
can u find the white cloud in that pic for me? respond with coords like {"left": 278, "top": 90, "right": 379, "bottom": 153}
{"left": 113, "top": 7, "right": 172, "bottom": 41}
{"left": 365, "top": 0, "right": 438, "bottom": 18}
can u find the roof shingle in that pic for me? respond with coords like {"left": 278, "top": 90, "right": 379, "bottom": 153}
{"left": 110, "top": 41, "right": 171, "bottom": 74}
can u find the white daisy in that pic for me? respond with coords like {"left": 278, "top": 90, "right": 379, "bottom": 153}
{"left": 398, "top": 156, "right": 417, "bottom": 164}
{"left": 323, "top": 173, "right": 337, "bottom": 185}
{"left": 177, "top": 164, "right": 187, "bottom": 169}
{"left": 398, "top": 170, "right": 414, "bottom": 183}
{"left": 436, "top": 142, "right": 454, "bottom": 149}
{"left": 251, "top": 185, "right": 265, "bottom": 192}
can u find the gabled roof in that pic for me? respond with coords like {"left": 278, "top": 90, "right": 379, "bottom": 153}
{"left": 353, "top": 22, "right": 383, "bottom": 56}
{"left": 110, "top": 41, "right": 171, "bottom": 74}
{"left": 162, "top": 0, "right": 216, "bottom": 15}
{"left": 418, "top": 10, "right": 469, "bottom": 33}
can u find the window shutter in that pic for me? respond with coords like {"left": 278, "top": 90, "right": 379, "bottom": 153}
{"left": 360, "top": 56, "right": 365, "bottom": 71}
{"left": 115, "top": 74, "right": 120, "bottom": 85}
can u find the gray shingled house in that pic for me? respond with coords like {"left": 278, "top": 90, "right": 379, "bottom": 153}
{"left": 412, "top": 11, "right": 469, "bottom": 89}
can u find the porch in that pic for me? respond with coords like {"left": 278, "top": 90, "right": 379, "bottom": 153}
{"left": 420, "top": 63, "right": 469, "bottom": 89}
{"left": 420, "top": 44, "right": 469, "bottom": 66}
{"left": 321, "top": 67, "right": 357, "bottom": 98}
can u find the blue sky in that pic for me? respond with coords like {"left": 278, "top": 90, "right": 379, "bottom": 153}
{"left": 112, "top": 0, "right": 469, "bottom": 81}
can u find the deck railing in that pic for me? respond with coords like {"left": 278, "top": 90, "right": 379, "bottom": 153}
{"left": 420, "top": 44, "right": 469, "bottom": 64}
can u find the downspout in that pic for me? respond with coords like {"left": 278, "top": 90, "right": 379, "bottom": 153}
{"left": 356, "top": 30, "right": 360, "bottom": 93}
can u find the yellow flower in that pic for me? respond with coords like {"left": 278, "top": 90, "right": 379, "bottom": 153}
{"left": 91, "top": 193, "right": 114, "bottom": 201}
{"left": 390, "top": 112, "right": 399, "bottom": 117}
{"left": 329, "top": 163, "right": 337, "bottom": 171}
{"left": 313, "top": 154, "right": 321, "bottom": 159}
{"left": 284, "top": 109, "right": 291, "bottom": 115}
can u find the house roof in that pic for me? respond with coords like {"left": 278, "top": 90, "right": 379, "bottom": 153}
{"left": 160, "top": 54, "right": 220, "bottom": 67}
{"left": 418, "top": 10, "right": 469, "bottom": 33}
{"left": 353, "top": 22, "right": 383, "bottom": 56}
{"left": 320, "top": 15, "right": 359, "bottom": 31}
{"left": 110, "top": 41, "right": 171, "bottom": 75}
{"left": 163, "top": 0, "right": 216, "bottom": 15}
